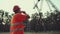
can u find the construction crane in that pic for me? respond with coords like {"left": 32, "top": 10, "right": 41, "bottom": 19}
{"left": 33, "top": 0, "right": 43, "bottom": 12}
{"left": 33, "top": 0, "right": 59, "bottom": 17}
{"left": 33, "top": 0, "right": 59, "bottom": 25}
{"left": 46, "top": 0, "right": 60, "bottom": 12}
{"left": 33, "top": 0, "right": 44, "bottom": 19}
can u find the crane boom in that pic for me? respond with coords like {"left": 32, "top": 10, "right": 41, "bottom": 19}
{"left": 47, "top": 0, "right": 59, "bottom": 11}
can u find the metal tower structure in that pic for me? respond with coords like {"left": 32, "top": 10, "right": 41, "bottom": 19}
{"left": 33, "top": 0, "right": 59, "bottom": 26}
{"left": 33, "top": 0, "right": 59, "bottom": 14}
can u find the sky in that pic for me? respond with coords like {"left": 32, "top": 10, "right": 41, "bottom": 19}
{"left": 0, "top": 0, "right": 60, "bottom": 17}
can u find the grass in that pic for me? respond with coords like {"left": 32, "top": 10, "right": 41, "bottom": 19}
{"left": 0, "top": 31, "right": 60, "bottom": 34}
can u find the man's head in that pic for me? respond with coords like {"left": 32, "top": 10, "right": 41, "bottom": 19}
{"left": 13, "top": 5, "right": 21, "bottom": 13}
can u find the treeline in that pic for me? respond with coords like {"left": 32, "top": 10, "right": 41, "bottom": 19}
{"left": 0, "top": 10, "right": 13, "bottom": 32}
{"left": 30, "top": 10, "right": 60, "bottom": 32}
{"left": 0, "top": 9, "right": 60, "bottom": 32}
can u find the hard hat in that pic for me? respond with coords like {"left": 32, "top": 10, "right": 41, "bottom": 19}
{"left": 13, "top": 5, "right": 20, "bottom": 11}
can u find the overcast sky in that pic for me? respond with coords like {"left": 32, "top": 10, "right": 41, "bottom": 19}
{"left": 0, "top": 0, "right": 60, "bottom": 17}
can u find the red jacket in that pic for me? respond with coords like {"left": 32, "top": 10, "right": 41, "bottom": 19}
{"left": 10, "top": 12, "right": 27, "bottom": 34}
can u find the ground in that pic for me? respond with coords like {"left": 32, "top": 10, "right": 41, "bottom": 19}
{"left": 0, "top": 31, "right": 60, "bottom": 34}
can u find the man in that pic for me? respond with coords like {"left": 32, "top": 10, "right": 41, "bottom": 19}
{"left": 10, "top": 5, "right": 30, "bottom": 34}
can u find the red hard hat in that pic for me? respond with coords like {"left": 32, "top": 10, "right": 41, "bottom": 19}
{"left": 13, "top": 5, "right": 20, "bottom": 11}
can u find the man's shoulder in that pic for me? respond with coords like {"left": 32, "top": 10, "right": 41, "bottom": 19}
{"left": 14, "top": 13, "right": 20, "bottom": 15}
{"left": 13, "top": 13, "right": 20, "bottom": 17}
{"left": 13, "top": 13, "right": 26, "bottom": 17}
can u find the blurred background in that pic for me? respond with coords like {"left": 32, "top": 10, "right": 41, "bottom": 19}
{"left": 0, "top": 0, "right": 60, "bottom": 34}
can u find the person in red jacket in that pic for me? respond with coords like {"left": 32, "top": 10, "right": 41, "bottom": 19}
{"left": 10, "top": 5, "right": 30, "bottom": 34}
